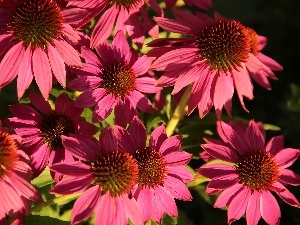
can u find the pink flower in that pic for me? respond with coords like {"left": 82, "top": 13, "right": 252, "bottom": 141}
{"left": 50, "top": 126, "right": 143, "bottom": 225}
{"left": 65, "top": 0, "right": 163, "bottom": 47}
{"left": 114, "top": 116, "right": 194, "bottom": 223}
{"left": 0, "top": 121, "right": 42, "bottom": 224}
{"left": 69, "top": 31, "right": 161, "bottom": 124}
{"left": 149, "top": 9, "right": 283, "bottom": 118}
{"left": 0, "top": 0, "right": 83, "bottom": 99}
{"left": 7, "top": 92, "right": 97, "bottom": 181}
{"left": 198, "top": 120, "right": 300, "bottom": 225}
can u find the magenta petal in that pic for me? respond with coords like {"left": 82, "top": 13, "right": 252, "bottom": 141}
{"left": 50, "top": 161, "right": 91, "bottom": 176}
{"left": 72, "top": 186, "right": 100, "bottom": 225}
{"left": 151, "top": 48, "right": 198, "bottom": 71}
{"left": 227, "top": 187, "right": 251, "bottom": 224}
{"left": 17, "top": 45, "right": 33, "bottom": 99}
{"left": 91, "top": 5, "right": 118, "bottom": 48}
{"left": 0, "top": 42, "right": 24, "bottom": 88}
{"left": 30, "top": 144, "right": 50, "bottom": 178}
{"left": 128, "top": 116, "right": 147, "bottom": 151}
{"left": 75, "top": 88, "right": 106, "bottom": 108}
{"left": 164, "top": 151, "right": 191, "bottom": 165}
{"left": 32, "top": 47, "right": 52, "bottom": 99}
{"left": 260, "top": 191, "right": 281, "bottom": 225}
{"left": 136, "top": 77, "right": 161, "bottom": 93}
{"left": 92, "top": 93, "right": 115, "bottom": 122}
{"left": 29, "top": 91, "right": 52, "bottom": 114}
{"left": 160, "top": 135, "right": 181, "bottom": 155}
{"left": 279, "top": 168, "right": 300, "bottom": 185}
{"left": 214, "top": 183, "right": 243, "bottom": 208}
{"left": 154, "top": 17, "right": 194, "bottom": 36}
{"left": 198, "top": 164, "right": 236, "bottom": 179}
{"left": 99, "top": 127, "right": 118, "bottom": 153}
{"left": 51, "top": 175, "right": 92, "bottom": 195}
{"left": 274, "top": 182, "right": 300, "bottom": 207}
{"left": 132, "top": 55, "right": 152, "bottom": 75}
{"left": 135, "top": 188, "right": 153, "bottom": 223}
{"left": 47, "top": 43, "right": 66, "bottom": 87}
{"left": 168, "top": 166, "right": 194, "bottom": 183}
{"left": 112, "top": 30, "right": 130, "bottom": 62}
{"left": 274, "top": 148, "right": 300, "bottom": 168}
{"left": 127, "top": 90, "right": 153, "bottom": 113}
{"left": 265, "top": 135, "right": 284, "bottom": 155}
{"left": 123, "top": 194, "right": 143, "bottom": 225}
{"left": 246, "top": 191, "right": 261, "bottom": 225}
{"left": 207, "top": 174, "right": 239, "bottom": 190}
{"left": 81, "top": 46, "right": 101, "bottom": 66}
{"left": 149, "top": 125, "right": 167, "bottom": 150}
{"left": 95, "top": 193, "right": 115, "bottom": 225}
{"left": 246, "top": 120, "right": 265, "bottom": 151}
{"left": 163, "top": 176, "right": 192, "bottom": 200}
{"left": 201, "top": 143, "right": 239, "bottom": 163}
{"left": 114, "top": 125, "right": 136, "bottom": 154}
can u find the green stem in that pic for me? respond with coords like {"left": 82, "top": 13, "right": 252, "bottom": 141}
{"left": 165, "top": 86, "right": 191, "bottom": 137}
{"left": 30, "top": 193, "right": 81, "bottom": 213}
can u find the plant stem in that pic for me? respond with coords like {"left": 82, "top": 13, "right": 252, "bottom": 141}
{"left": 165, "top": 86, "right": 191, "bottom": 137}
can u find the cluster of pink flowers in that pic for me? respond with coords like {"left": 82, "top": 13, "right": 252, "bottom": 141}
{"left": 0, "top": 0, "right": 299, "bottom": 225}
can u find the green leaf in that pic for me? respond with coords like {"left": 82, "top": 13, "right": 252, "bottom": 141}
{"left": 25, "top": 215, "right": 70, "bottom": 225}
{"left": 31, "top": 167, "right": 55, "bottom": 188}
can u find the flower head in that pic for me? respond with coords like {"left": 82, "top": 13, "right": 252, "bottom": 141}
{"left": 198, "top": 120, "right": 300, "bottom": 225}
{"left": 0, "top": 0, "right": 83, "bottom": 99}
{"left": 50, "top": 126, "right": 143, "bottom": 225}
{"left": 65, "top": 0, "right": 163, "bottom": 47}
{"left": 69, "top": 31, "right": 161, "bottom": 124}
{"left": 0, "top": 121, "right": 42, "bottom": 224}
{"left": 7, "top": 92, "right": 97, "bottom": 181}
{"left": 149, "top": 9, "right": 283, "bottom": 118}
{"left": 114, "top": 116, "right": 194, "bottom": 223}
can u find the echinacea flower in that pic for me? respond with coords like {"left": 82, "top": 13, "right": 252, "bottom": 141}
{"left": 69, "top": 31, "right": 161, "bottom": 124}
{"left": 198, "top": 120, "right": 300, "bottom": 225}
{"left": 50, "top": 126, "right": 143, "bottom": 225}
{"left": 114, "top": 116, "right": 194, "bottom": 223}
{"left": 0, "top": 0, "right": 83, "bottom": 99}
{"left": 7, "top": 92, "right": 97, "bottom": 181}
{"left": 149, "top": 9, "right": 283, "bottom": 118}
{"left": 65, "top": 0, "right": 162, "bottom": 47}
{"left": 0, "top": 121, "right": 42, "bottom": 224}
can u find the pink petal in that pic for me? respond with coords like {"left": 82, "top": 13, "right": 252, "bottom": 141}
{"left": 114, "top": 125, "right": 136, "bottom": 153}
{"left": 164, "top": 151, "right": 191, "bottom": 165}
{"left": 53, "top": 39, "right": 82, "bottom": 69}
{"left": 29, "top": 92, "right": 52, "bottom": 114}
{"left": 112, "top": 30, "right": 130, "bottom": 62}
{"left": 17, "top": 45, "right": 33, "bottom": 99}
{"left": 265, "top": 135, "right": 284, "bottom": 155}
{"left": 132, "top": 55, "right": 153, "bottom": 76}
{"left": 246, "top": 54, "right": 264, "bottom": 73}
{"left": 0, "top": 42, "right": 24, "bottom": 88}
{"left": 62, "top": 23, "right": 80, "bottom": 43}
{"left": 47, "top": 43, "right": 66, "bottom": 87}
{"left": 32, "top": 47, "right": 52, "bottom": 99}
{"left": 69, "top": 76, "right": 102, "bottom": 92}
{"left": 168, "top": 166, "right": 194, "bottom": 183}
{"left": 149, "top": 125, "right": 167, "bottom": 150}
{"left": 127, "top": 90, "right": 153, "bottom": 113}
{"left": 260, "top": 191, "right": 281, "bottom": 225}
{"left": 128, "top": 116, "right": 146, "bottom": 151}
{"left": 50, "top": 161, "right": 91, "bottom": 176}
{"left": 207, "top": 173, "right": 239, "bottom": 190}
{"left": 75, "top": 88, "right": 106, "bottom": 108}
{"left": 228, "top": 187, "right": 251, "bottom": 224}
{"left": 274, "top": 148, "right": 300, "bottom": 168}
{"left": 51, "top": 175, "right": 92, "bottom": 195}
{"left": 214, "top": 183, "right": 244, "bottom": 208}
{"left": 123, "top": 194, "right": 143, "bottom": 225}
{"left": 134, "top": 188, "right": 153, "bottom": 223}
{"left": 99, "top": 126, "right": 118, "bottom": 153}
{"left": 201, "top": 143, "right": 239, "bottom": 163}
{"left": 81, "top": 46, "right": 101, "bottom": 66}
{"left": 274, "top": 182, "right": 300, "bottom": 207}
{"left": 94, "top": 193, "right": 115, "bottom": 225}
{"left": 173, "top": 8, "right": 205, "bottom": 31}
{"left": 72, "top": 186, "right": 100, "bottom": 225}
{"left": 154, "top": 17, "right": 194, "bottom": 36}
{"left": 92, "top": 93, "right": 115, "bottom": 122}
{"left": 151, "top": 48, "right": 198, "bottom": 71}
{"left": 257, "top": 53, "right": 283, "bottom": 71}
{"left": 198, "top": 163, "right": 236, "bottom": 179}
{"left": 30, "top": 144, "right": 50, "bottom": 178}
{"left": 163, "top": 176, "right": 192, "bottom": 200}
{"left": 91, "top": 5, "right": 118, "bottom": 48}
{"left": 279, "top": 168, "right": 300, "bottom": 185}
{"left": 159, "top": 135, "right": 181, "bottom": 155}
{"left": 246, "top": 120, "right": 265, "bottom": 151}
{"left": 246, "top": 191, "right": 261, "bottom": 225}
{"left": 136, "top": 77, "right": 161, "bottom": 93}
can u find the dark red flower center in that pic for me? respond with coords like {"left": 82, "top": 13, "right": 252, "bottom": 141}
{"left": 39, "top": 112, "right": 76, "bottom": 150}
{"left": 90, "top": 151, "right": 138, "bottom": 197}
{"left": 107, "top": 0, "right": 143, "bottom": 9}
{"left": 235, "top": 150, "right": 279, "bottom": 191}
{"left": 195, "top": 19, "right": 251, "bottom": 73}
{"left": 7, "top": 0, "right": 63, "bottom": 48}
{"left": 101, "top": 62, "right": 136, "bottom": 98}
{"left": 246, "top": 27, "right": 260, "bottom": 56}
{"left": 135, "top": 147, "right": 167, "bottom": 188}
{"left": 0, "top": 130, "right": 18, "bottom": 178}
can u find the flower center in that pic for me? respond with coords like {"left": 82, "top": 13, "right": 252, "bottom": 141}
{"left": 39, "top": 112, "right": 76, "bottom": 150}
{"left": 101, "top": 62, "right": 136, "bottom": 98}
{"left": 235, "top": 150, "right": 279, "bottom": 191}
{"left": 90, "top": 151, "right": 138, "bottom": 197}
{"left": 106, "top": 0, "right": 143, "bottom": 9}
{"left": 135, "top": 147, "right": 167, "bottom": 188}
{"left": 246, "top": 27, "right": 260, "bottom": 56}
{"left": 0, "top": 130, "right": 18, "bottom": 178}
{"left": 195, "top": 19, "right": 251, "bottom": 72}
{"left": 7, "top": 0, "right": 63, "bottom": 48}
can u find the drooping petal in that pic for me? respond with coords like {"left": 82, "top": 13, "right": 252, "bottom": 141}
{"left": 214, "top": 183, "right": 244, "bottom": 208}
{"left": 260, "top": 191, "right": 281, "bottom": 225}
{"left": 163, "top": 176, "right": 192, "bottom": 200}
{"left": 274, "top": 148, "right": 300, "bottom": 169}
{"left": 198, "top": 163, "right": 237, "bottom": 179}
{"left": 50, "top": 161, "right": 91, "bottom": 177}
{"left": 92, "top": 93, "right": 115, "bottom": 122}
{"left": 246, "top": 191, "right": 261, "bottom": 225}
{"left": 127, "top": 90, "right": 153, "bottom": 113}
{"left": 201, "top": 143, "right": 239, "bottom": 163}
{"left": 279, "top": 168, "right": 300, "bottom": 185}
{"left": 94, "top": 193, "right": 115, "bottom": 225}
{"left": 273, "top": 182, "right": 300, "bottom": 207}
{"left": 207, "top": 173, "right": 239, "bottom": 190}
{"left": 75, "top": 88, "right": 106, "bottom": 108}
{"left": 123, "top": 194, "right": 143, "bottom": 225}
{"left": 132, "top": 55, "right": 153, "bottom": 76}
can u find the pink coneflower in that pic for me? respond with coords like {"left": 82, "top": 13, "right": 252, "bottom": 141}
{"left": 0, "top": 0, "right": 83, "bottom": 99}
{"left": 7, "top": 92, "right": 97, "bottom": 181}
{"left": 65, "top": 0, "right": 162, "bottom": 48}
{"left": 69, "top": 31, "right": 161, "bottom": 124}
{"left": 150, "top": 9, "right": 283, "bottom": 118}
{"left": 198, "top": 120, "right": 300, "bottom": 225}
{"left": 114, "top": 116, "right": 194, "bottom": 223}
{"left": 50, "top": 126, "right": 143, "bottom": 225}
{"left": 0, "top": 121, "right": 42, "bottom": 224}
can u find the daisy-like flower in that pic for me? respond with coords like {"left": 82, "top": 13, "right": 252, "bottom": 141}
{"left": 149, "top": 9, "right": 283, "bottom": 118}
{"left": 7, "top": 92, "right": 97, "bottom": 181}
{"left": 50, "top": 126, "right": 143, "bottom": 225}
{"left": 114, "top": 116, "right": 194, "bottom": 223}
{"left": 198, "top": 120, "right": 300, "bottom": 225}
{"left": 0, "top": 0, "right": 83, "bottom": 99}
{"left": 0, "top": 121, "right": 42, "bottom": 224}
{"left": 65, "top": 0, "right": 162, "bottom": 47}
{"left": 69, "top": 31, "right": 161, "bottom": 124}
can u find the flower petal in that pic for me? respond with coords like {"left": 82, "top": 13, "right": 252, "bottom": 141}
{"left": 198, "top": 163, "right": 236, "bottom": 179}
{"left": 279, "top": 168, "right": 300, "bottom": 185}
{"left": 265, "top": 135, "right": 284, "bottom": 155}
{"left": 260, "top": 191, "right": 281, "bottom": 225}
{"left": 201, "top": 143, "right": 239, "bottom": 163}
{"left": 246, "top": 191, "right": 261, "bottom": 225}
{"left": 274, "top": 148, "right": 300, "bottom": 168}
